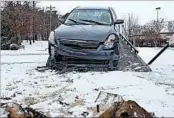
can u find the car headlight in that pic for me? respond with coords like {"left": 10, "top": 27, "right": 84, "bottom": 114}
{"left": 48, "top": 31, "right": 55, "bottom": 45}
{"left": 104, "top": 34, "right": 116, "bottom": 49}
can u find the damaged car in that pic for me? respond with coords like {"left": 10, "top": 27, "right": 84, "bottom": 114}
{"left": 47, "top": 6, "right": 124, "bottom": 70}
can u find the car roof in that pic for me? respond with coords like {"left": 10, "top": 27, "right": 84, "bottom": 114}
{"left": 75, "top": 6, "right": 110, "bottom": 10}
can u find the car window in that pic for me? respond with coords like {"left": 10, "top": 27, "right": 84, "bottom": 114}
{"left": 65, "top": 9, "right": 112, "bottom": 25}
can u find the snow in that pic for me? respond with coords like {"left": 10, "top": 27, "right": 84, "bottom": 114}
{"left": 1, "top": 40, "right": 174, "bottom": 117}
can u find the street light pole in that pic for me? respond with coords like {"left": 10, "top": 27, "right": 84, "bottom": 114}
{"left": 155, "top": 7, "right": 161, "bottom": 33}
{"left": 49, "top": 5, "right": 52, "bottom": 33}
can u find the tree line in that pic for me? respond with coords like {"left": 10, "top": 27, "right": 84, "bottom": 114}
{"left": 1, "top": 1, "right": 61, "bottom": 49}
{"left": 123, "top": 13, "right": 174, "bottom": 47}
{"left": 1, "top": 2, "right": 174, "bottom": 49}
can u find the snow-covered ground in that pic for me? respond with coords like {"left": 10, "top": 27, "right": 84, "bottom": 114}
{"left": 1, "top": 41, "right": 174, "bottom": 117}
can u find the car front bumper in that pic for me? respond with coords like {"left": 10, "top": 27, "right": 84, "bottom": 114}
{"left": 50, "top": 42, "right": 119, "bottom": 68}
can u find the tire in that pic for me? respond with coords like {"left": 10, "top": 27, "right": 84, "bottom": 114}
{"left": 108, "top": 60, "right": 118, "bottom": 71}
{"left": 47, "top": 44, "right": 62, "bottom": 67}
{"left": 47, "top": 44, "right": 56, "bottom": 67}
{"left": 46, "top": 56, "right": 52, "bottom": 67}
{"left": 114, "top": 42, "right": 120, "bottom": 55}
{"left": 49, "top": 44, "right": 55, "bottom": 59}
{"left": 110, "top": 43, "right": 119, "bottom": 70}
{"left": 113, "top": 60, "right": 118, "bottom": 67}
{"left": 48, "top": 44, "right": 51, "bottom": 56}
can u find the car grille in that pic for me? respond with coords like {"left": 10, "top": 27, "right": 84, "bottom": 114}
{"left": 58, "top": 39, "right": 100, "bottom": 51}
{"left": 62, "top": 57, "right": 109, "bottom": 65}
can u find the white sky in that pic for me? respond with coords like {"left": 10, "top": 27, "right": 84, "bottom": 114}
{"left": 38, "top": 1, "right": 174, "bottom": 25}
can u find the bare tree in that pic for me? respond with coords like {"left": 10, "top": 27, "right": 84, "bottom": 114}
{"left": 167, "top": 21, "right": 174, "bottom": 32}
{"left": 151, "top": 18, "right": 165, "bottom": 33}
{"left": 152, "top": 19, "right": 165, "bottom": 46}
{"left": 1, "top": 1, "right": 47, "bottom": 45}
{"left": 140, "top": 19, "right": 165, "bottom": 47}
{"left": 123, "top": 13, "right": 139, "bottom": 45}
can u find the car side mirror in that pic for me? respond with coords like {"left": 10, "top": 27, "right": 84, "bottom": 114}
{"left": 62, "top": 12, "right": 70, "bottom": 19}
{"left": 115, "top": 19, "right": 124, "bottom": 24}
{"left": 59, "top": 17, "right": 65, "bottom": 23}
{"left": 59, "top": 12, "right": 70, "bottom": 24}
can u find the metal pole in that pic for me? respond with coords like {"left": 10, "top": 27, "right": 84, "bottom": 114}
{"left": 50, "top": 5, "right": 52, "bottom": 33}
{"left": 157, "top": 9, "right": 158, "bottom": 22}
{"left": 155, "top": 7, "right": 161, "bottom": 33}
{"left": 46, "top": 5, "right": 55, "bottom": 33}
{"left": 147, "top": 43, "right": 169, "bottom": 65}
{"left": 157, "top": 9, "right": 158, "bottom": 33}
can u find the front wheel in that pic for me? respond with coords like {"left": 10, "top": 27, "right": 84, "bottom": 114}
{"left": 46, "top": 56, "right": 53, "bottom": 67}
{"left": 113, "top": 60, "right": 118, "bottom": 67}
{"left": 109, "top": 60, "right": 119, "bottom": 71}
{"left": 47, "top": 44, "right": 62, "bottom": 67}
{"left": 114, "top": 42, "right": 120, "bottom": 55}
{"left": 48, "top": 44, "right": 55, "bottom": 58}
{"left": 47, "top": 44, "right": 56, "bottom": 67}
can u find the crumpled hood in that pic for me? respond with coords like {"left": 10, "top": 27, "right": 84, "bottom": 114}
{"left": 54, "top": 24, "right": 114, "bottom": 42}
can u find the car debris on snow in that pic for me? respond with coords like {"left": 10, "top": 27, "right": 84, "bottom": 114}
{"left": 0, "top": 99, "right": 155, "bottom": 118}
{"left": 98, "top": 100, "right": 154, "bottom": 118}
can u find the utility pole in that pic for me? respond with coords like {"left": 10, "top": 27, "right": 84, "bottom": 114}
{"left": 46, "top": 5, "right": 55, "bottom": 33}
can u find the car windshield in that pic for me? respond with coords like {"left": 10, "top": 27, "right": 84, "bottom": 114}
{"left": 64, "top": 9, "right": 112, "bottom": 25}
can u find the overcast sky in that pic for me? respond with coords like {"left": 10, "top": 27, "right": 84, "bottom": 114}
{"left": 38, "top": 1, "right": 174, "bottom": 25}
